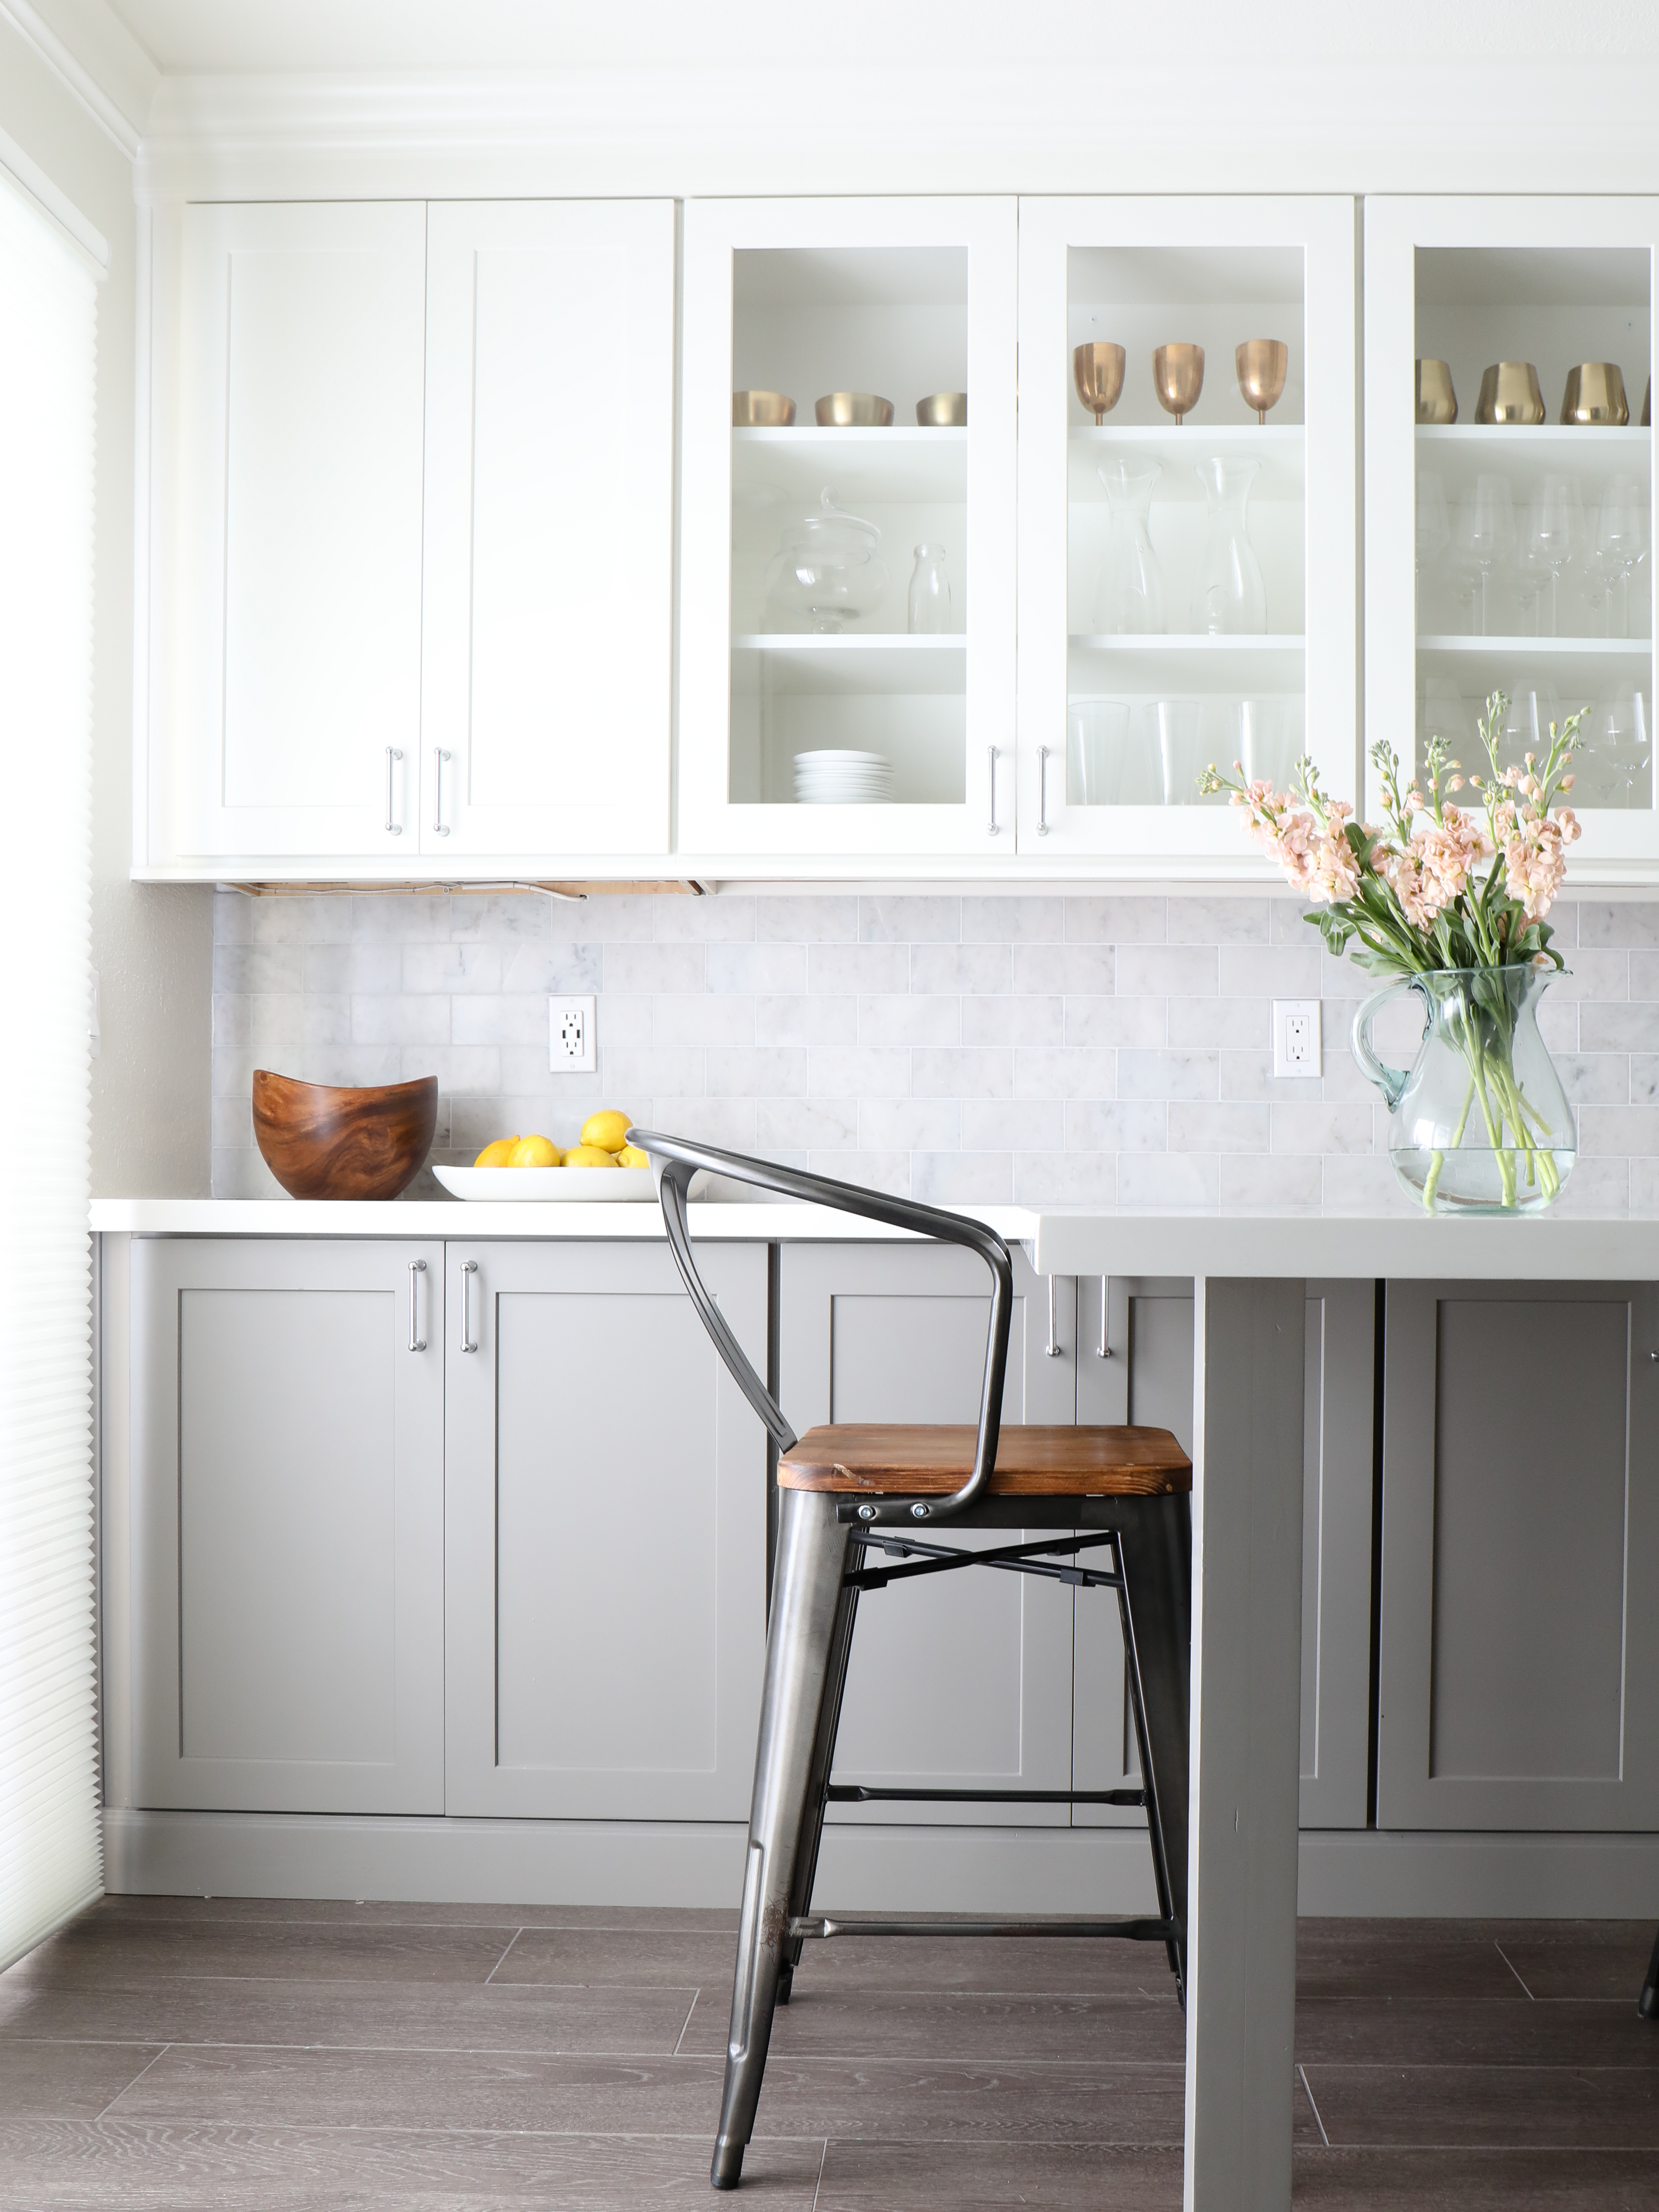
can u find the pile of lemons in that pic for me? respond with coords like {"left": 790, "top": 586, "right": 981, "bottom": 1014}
{"left": 474, "top": 1110, "right": 649, "bottom": 1170}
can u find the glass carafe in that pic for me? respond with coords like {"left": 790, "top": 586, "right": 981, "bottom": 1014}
{"left": 1190, "top": 456, "right": 1267, "bottom": 634}
{"left": 906, "top": 543, "right": 952, "bottom": 634}
{"left": 1352, "top": 966, "right": 1575, "bottom": 1214}
{"left": 1090, "top": 459, "right": 1166, "bottom": 634}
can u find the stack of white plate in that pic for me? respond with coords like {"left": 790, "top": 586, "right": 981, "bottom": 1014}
{"left": 792, "top": 750, "right": 895, "bottom": 804}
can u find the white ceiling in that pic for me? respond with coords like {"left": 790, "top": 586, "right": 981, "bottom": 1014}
{"left": 78, "top": 0, "right": 1659, "bottom": 75}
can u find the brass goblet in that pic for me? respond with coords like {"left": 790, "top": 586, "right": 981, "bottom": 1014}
{"left": 1475, "top": 361, "right": 1545, "bottom": 424}
{"left": 1560, "top": 362, "right": 1629, "bottom": 425}
{"left": 1073, "top": 341, "right": 1125, "bottom": 424}
{"left": 1152, "top": 343, "right": 1205, "bottom": 425}
{"left": 1416, "top": 359, "right": 1457, "bottom": 424}
{"left": 1235, "top": 339, "right": 1288, "bottom": 424}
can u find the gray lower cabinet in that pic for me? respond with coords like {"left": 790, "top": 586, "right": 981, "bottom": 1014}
{"left": 777, "top": 1243, "right": 1076, "bottom": 1826}
{"left": 129, "top": 1236, "right": 445, "bottom": 1814}
{"left": 444, "top": 1239, "right": 770, "bottom": 1821}
{"left": 1378, "top": 1278, "right": 1659, "bottom": 1831}
{"left": 1073, "top": 1274, "right": 1376, "bottom": 1831}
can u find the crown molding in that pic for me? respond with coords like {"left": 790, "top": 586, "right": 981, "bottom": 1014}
{"left": 136, "top": 57, "right": 1659, "bottom": 202}
{"left": 0, "top": 0, "right": 158, "bottom": 158}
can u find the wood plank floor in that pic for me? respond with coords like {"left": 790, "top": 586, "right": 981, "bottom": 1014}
{"left": 3, "top": 1898, "right": 1659, "bottom": 2206}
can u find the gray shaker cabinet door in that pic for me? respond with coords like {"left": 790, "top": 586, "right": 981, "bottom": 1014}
{"left": 444, "top": 1239, "right": 770, "bottom": 1820}
{"left": 1073, "top": 1276, "right": 1374, "bottom": 1831}
{"left": 130, "top": 1237, "right": 445, "bottom": 1814}
{"left": 1378, "top": 1279, "right": 1659, "bottom": 1831}
{"left": 777, "top": 1242, "right": 1076, "bottom": 1828}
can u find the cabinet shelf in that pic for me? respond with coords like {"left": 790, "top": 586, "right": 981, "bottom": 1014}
{"left": 1416, "top": 424, "right": 1651, "bottom": 454}
{"left": 1420, "top": 635, "right": 1651, "bottom": 657}
{"left": 733, "top": 425, "right": 967, "bottom": 505}
{"left": 1068, "top": 633, "right": 1304, "bottom": 696}
{"left": 733, "top": 634, "right": 966, "bottom": 698}
{"left": 1069, "top": 423, "right": 1304, "bottom": 500}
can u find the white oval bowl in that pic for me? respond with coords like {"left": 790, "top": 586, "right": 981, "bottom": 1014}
{"left": 434, "top": 1165, "right": 656, "bottom": 1203}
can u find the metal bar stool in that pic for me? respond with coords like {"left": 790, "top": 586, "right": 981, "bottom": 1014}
{"left": 630, "top": 1130, "right": 1194, "bottom": 2194}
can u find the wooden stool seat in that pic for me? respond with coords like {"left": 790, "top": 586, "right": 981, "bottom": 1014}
{"left": 778, "top": 1423, "right": 1191, "bottom": 1497}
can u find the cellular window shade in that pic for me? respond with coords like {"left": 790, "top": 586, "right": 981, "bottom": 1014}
{"left": 0, "top": 170, "right": 101, "bottom": 1972}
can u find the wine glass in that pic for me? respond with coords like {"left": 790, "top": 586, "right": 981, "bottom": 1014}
{"left": 1519, "top": 473, "right": 1584, "bottom": 640}
{"left": 1415, "top": 471, "right": 1451, "bottom": 627}
{"left": 1593, "top": 477, "right": 1647, "bottom": 640}
{"left": 1455, "top": 474, "right": 1516, "bottom": 638}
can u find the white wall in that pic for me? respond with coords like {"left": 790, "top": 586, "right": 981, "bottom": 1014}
{"left": 0, "top": 13, "right": 211, "bottom": 1196}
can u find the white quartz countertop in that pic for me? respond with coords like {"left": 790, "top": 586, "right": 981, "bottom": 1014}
{"left": 88, "top": 1198, "right": 1659, "bottom": 1279}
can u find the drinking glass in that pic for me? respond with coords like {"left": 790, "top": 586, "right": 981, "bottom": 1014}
{"left": 1067, "top": 698, "right": 1132, "bottom": 806}
{"left": 1455, "top": 474, "right": 1516, "bottom": 638}
{"left": 1593, "top": 477, "right": 1647, "bottom": 640}
{"left": 1491, "top": 679, "right": 1559, "bottom": 780}
{"left": 1415, "top": 471, "right": 1451, "bottom": 628}
{"left": 1580, "top": 684, "right": 1652, "bottom": 808}
{"left": 1519, "top": 474, "right": 1583, "bottom": 639}
{"left": 1234, "top": 696, "right": 1298, "bottom": 791}
{"left": 1153, "top": 698, "right": 1205, "bottom": 806}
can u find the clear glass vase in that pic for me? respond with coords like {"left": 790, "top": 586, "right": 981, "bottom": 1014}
{"left": 1091, "top": 459, "right": 1166, "bottom": 634}
{"left": 1351, "top": 966, "right": 1575, "bottom": 1214}
{"left": 1190, "top": 456, "right": 1267, "bottom": 634}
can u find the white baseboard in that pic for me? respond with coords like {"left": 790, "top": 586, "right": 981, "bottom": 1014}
{"left": 104, "top": 1808, "right": 1659, "bottom": 1918}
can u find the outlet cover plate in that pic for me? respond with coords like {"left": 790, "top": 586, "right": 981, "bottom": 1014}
{"left": 550, "top": 995, "right": 597, "bottom": 1073}
{"left": 1272, "top": 999, "right": 1322, "bottom": 1079}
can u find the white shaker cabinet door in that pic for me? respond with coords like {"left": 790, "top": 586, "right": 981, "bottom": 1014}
{"left": 421, "top": 201, "right": 676, "bottom": 859}
{"left": 151, "top": 202, "right": 428, "bottom": 865}
{"left": 776, "top": 1242, "right": 1076, "bottom": 1827}
{"left": 444, "top": 1240, "right": 770, "bottom": 1820}
{"left": 128, "top": 1237, "right": 445, "bottom": 1813}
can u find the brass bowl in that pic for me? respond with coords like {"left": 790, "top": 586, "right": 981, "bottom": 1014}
{"left": 916, "top": 391, "right": 967, "bottom": 426}
{"left": 1073, "top": 342, "right": 1125, "bottom": 424}
{"left": 815, "top": 392, "right": 894, "bottom": 428}
{"left": 732, "top": 389, "right": 796, "bottom": 427}
{"left": 1475, "top": 361, "right": 1545, "bottom": 424}
{"left": 252, "top": 1069, "right": 438, "bottom": 1201}
{"left": 1415, "top": 359, "right": 1458, "bottom": 423}
{"left": 1560, "top": 362, "right": 1630, "bottom": 425}
{"left": 1152, "top": 343, "right": 1204, "bottom": 424}
{"left": 1236, "top": 338, "right": 1288, "bottom": 424}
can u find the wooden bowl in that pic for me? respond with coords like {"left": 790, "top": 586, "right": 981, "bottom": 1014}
{"left": 252, "top": 1070, "right": 438, "bottom": 1201}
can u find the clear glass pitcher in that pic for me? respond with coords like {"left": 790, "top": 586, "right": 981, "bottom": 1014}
{"left": 1190, "top": 456, "right": 1267, "bottom": 634}
{"left": 1351, "top": 965, "right": 1575, "bottom": 1214}
{"left": 1091, "top": 459, "right": 1166, "bottom": 634}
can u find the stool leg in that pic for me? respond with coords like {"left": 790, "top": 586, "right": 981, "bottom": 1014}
{"left": 1114, "top": 1493, "right": 1193, "bottom": 2005}
{"left": 775, "top": 1555, "right": 862, "bottom": 2005}
{"left": 1640, "top": 1928, "right": 1659, "bottom": 2019}
{"left": 713, "top": 1490, "right": 852, "bottom": 2190}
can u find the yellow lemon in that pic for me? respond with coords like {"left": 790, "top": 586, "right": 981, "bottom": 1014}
{"left": 510, "top": 1134, "right": 560, "bottom": 1167}
{"left": 615, "top": 1144, "right": 650, "bottom": 1169}
{"left": 580, "top": 1108, "right": 631, "bottom": 1154}
{"left": 473, "top": 1136, "right": 520, "bottom": 1167}
{"left": 562, "top": 1143, "right": 616, "bottom": 1167}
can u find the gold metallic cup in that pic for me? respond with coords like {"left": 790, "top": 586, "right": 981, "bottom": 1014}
{"left": 1560, "top": 362, "right": 1630, "bottom": 425}
{"left": 1415, "top": 359, "right": 1458, "bottom": 424}
{"left": 1152, "top": 343, "right": 1204, "bottom": 425}
{"left": 915, "top": 391, "right": 967, "bottom": 427}
{"left": 1073, "top": 342, "right": 1125, "bottom": 425}
{"left": 1235, "top": 339, "right": 1288, "bottom": 424}
{"left": 732, "top": 389, "right": 796, "bottom": 427}
{"left": 1475, "top": 361, "right": 1545, "bottom": 425}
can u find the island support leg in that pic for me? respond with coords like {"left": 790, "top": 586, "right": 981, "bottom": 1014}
{"left": 1185, "top": 1276, "right": 1307, "bottom": 2212}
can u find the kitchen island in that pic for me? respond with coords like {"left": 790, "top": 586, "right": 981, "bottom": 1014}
{"left": 91, "top": 1199, "right": 1659, "bottom": 2212}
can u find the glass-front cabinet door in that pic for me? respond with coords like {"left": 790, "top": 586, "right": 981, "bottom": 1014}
{"left": 678, "top": 197, "right": 1017, "bottom": 861}
{"left": 1015, "top": 197, "right": 1358, "bottom": 865}
{"left": 1366, "top": 199, "right": 1656, "bottom": 873}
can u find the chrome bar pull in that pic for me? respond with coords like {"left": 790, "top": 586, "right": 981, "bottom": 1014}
{"left": 1097, "top": 1275, "right": 1111, "bottom": 1358}
{"left": 1045, "top": 1274, "right": 1063, "bottom": 1357}
{"left": 385, "top": 746, "right": 403, "bottom": 834}
{"left": 459, "top": 1258, "right": 477, "bottom": 1352}
{"left": 1036, "top": 745, "right": 1050, "bottom": 835}
{"left": 433, "top": 747, "right": 452, "bottom": 835}
{"left": 407, "top": 1258, "right": 427, "bottom": 1351}
{"left": 986, "top": 746, "right": 1000, "bottom": 835}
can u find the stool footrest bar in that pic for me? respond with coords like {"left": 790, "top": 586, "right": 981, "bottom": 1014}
{"left": 826, "top": 1785, "right": 1146, "bottom": 1806}
{"left": 790, "top": 1914, "right": 1179, "bottom": 1943}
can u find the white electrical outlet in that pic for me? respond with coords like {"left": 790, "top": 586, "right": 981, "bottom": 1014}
{"left": 550, "top": 995, "right": 597, "bottom": 1073}
{"left": 1272, "top": 999, "right": 1322, "bottom": 1079}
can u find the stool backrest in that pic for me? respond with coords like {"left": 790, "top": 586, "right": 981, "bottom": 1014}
{"left": 628, "top": 1129, "right": 1013, "bottom": 1521}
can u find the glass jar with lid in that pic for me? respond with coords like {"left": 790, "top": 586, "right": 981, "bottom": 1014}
{"left": 763, "top": 487, "right": 888, "bottom": 634}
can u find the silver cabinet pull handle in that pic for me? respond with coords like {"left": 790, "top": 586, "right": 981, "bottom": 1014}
{"left": 407, "top": 1258, "right": 427, "bottom": 1351}
{"left": 433, "top": 747, "right": 452, "bottom": 836}
{"left": 385, "top": 746, "right": 403, "bottom": 835}
{"left": 1036, "top": 745, "right": 1050, "bottom": 835}
{"left": 987, "top": 745, "right": 1000, "bottom": 836}
{"left": 1097, "top": 1274, "right": 1111, "bottom": 1358}
{"left": 1045, "top": 1273, "right": 1063, "bottom": 1357}
{"left": 459, "top": 1258, "right": 477, "bottom": 1352}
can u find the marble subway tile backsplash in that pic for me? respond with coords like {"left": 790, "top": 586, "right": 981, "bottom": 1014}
{"left": 210, "top": 887, "right": 1658, "bottom": 1214}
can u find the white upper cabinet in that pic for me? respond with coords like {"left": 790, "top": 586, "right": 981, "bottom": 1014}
{"left": 1015, "top": 197, "right": 1358, "bottom": 867}
{"left": 1365, "top": 198, "right": 1656, "bottom": 877}
{"left": 421, "top": 200, "right": 675, "bottom": 859}
{"left": 150, "top": 202, "right": 428, "bottom": 866}
{"left": 677, "top": 196, "right": 1018, "bottom": 861}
